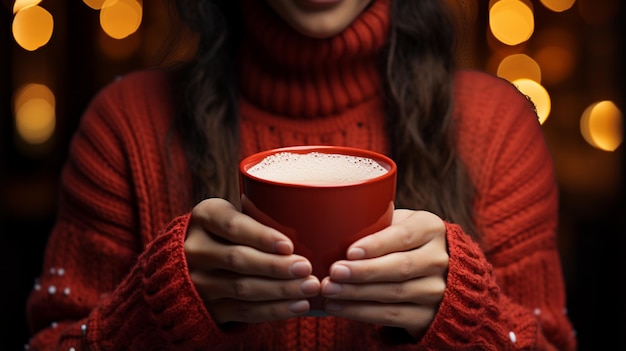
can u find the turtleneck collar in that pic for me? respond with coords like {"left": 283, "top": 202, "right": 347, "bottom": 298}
{"left": 238, "top": 0, "right": 390, "bottom": 118}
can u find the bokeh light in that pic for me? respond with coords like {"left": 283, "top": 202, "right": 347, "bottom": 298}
{"left": 540, "top": 0, "right": 576, "bottom": 12}
{"left": 497, "top": 53, "right": 541, "bottom": 83}
{"left": 12, "top": 5, "right": 54, "bottom": 51}
{"left": 580, "top": 101, "right": 623, "bottom": 152}
{"left": 100, "top": 0, "right": 143, "bottom": 40}
{"left": 13, "top": 0, "right": 42, "bottom": 14}
{"left": 512, "top": 78, "right": 551, "bottom": 124}
{"left": 13, "top": 83, "right": 55, "bottom": 111}
{"left": 83, "top": 0, "right": 106, "bottom": 10}
{"left": 13, "top": 83, "right": 57, "bottom": 145}
{"left": 489, "top": 0, "right": 535, "bottom": 46}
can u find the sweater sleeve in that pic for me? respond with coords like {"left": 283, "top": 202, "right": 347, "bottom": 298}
{"left": 26, "top": 214, "right": 250, "bottom": 350}
{"left": 416, "top": 72, "right": 577, "bottom": 350}
{"left": 24, "top": 73, "right": 247, "bottom": 350}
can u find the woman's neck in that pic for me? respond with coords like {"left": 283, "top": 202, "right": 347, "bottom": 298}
{"left": 238, "top": 0, "right": 390, "bottom": 118}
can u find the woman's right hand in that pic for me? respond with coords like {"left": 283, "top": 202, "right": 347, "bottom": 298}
{"left": 184, "top": 198, "right": 320, "bottom": 324}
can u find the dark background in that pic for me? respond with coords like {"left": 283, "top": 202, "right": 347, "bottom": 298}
{"left": 1, "top": 1, "right": 625, "bottom": 350}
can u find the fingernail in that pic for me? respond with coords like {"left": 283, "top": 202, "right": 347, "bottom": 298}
{"left": 300, "top": 279, "right": 320, "bottom": 295}
{"left": 291, "top": 261, "right": 311, "bottom": 277}
{"left": 330, "top": 265, "right": 350, "bottom": 280}
{"left": 322, "top": 282, "right": 341, "bottom": 296}
{"left": 275, "top": 240, "right": 292, "bottom": 254}
{"left": 290, "top": 300, "right": 310, "bottom": 314}
{"left": 347, "top": 247, "right": 365, "bottom": 259}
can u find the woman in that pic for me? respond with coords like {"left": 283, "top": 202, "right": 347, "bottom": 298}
{"left": 25, "top": 0, "right": 577, "bottom": 349}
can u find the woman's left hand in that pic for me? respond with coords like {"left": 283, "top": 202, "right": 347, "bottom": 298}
{"left": 320, "top": 209, "right": 448, "bottom": 338}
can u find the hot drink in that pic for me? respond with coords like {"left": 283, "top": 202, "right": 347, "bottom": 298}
{"left": 246, "top": 152, "right": 389, "bottom": 186}
{"left": 239, "top": 145, "right": 397, "bottom": 314}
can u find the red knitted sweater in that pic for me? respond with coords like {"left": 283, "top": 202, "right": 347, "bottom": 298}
{"left": 26, "top": 1, "right": 577, "bottom": 350}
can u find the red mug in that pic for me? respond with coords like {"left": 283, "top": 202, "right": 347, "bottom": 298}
{"left": 239, "top": 145, "right": 397, "bottom": 313}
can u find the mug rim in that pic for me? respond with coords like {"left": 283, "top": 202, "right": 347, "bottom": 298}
{"left": 239, "top": 145, "right": 397, "bottom": 188}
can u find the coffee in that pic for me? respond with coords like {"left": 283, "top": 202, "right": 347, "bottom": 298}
{"left": 246, "top": 151, "right": 388, "bottom": 186}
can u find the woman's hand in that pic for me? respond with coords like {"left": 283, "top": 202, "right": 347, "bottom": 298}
{"left": 184, "top": 198, "right": 321, "bottom": 324}
{"left": 320, "top": 209, "right": 448, "bottom": 338}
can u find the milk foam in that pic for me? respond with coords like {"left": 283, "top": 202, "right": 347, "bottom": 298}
{"left": 246, "top": 152, "right": 388, "bottom": 185}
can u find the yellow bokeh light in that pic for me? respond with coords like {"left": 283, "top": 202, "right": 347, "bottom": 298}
{"left": 12, "top": 5, "right": 54, "bottom": 51}
{"left": 497, "top": 54, "right": 541, "bottom": 83}
{"left": 580, "top": 101, "right": 623, "bottom": 152}
{"left": 512, "top": 78, "right": 551, "bottom": 124}
{"left": 83, "top": 0, "right": 106, "bottom": 10}
{"left": 13, "top": 84, "right": 56, "bottom": 145}
{"left": 100, "top": 0, "right": 143, "bottom": 40}
{"left": 539, "top": 0, "right": 576, "bottom": 12}
{"left": 14, "top": 83, "right": 56, "bottom": 111}
{"left": 13, "top": 0, "right": 42, "bottom": 14}
{"left": 489, "top": 0, "right": 535, "bottom": 46}
{"left": 15, "top": 98, "right": 56, "bottom": 145}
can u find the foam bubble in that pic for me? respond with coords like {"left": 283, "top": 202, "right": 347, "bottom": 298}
{"left": 246, "top": 152, "right": 388, "bottom": 185}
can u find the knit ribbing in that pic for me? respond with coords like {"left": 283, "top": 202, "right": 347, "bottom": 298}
{"left": 421, "top": 223, "right": 511, "bottom": 348}
{"left": 239, "top": 0, "right": 389, "bottom": 118}
{"left": 238, "top": 96, "right": 389, "bottom": 158}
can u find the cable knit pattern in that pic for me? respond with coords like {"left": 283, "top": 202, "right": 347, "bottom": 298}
{"left": 25, "top": 1, "right": 576, "bottom": 349}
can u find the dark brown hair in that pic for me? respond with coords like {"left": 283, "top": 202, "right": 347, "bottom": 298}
{"left": 172, "top": 0, "right": 477, "bottom": 237}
